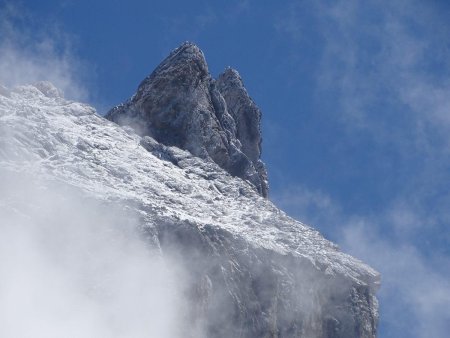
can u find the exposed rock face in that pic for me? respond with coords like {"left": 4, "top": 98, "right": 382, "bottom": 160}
{"left": 106, "top": 42, "right": 268, "bottom": 197}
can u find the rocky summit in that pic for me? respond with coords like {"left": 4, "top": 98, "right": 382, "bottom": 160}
{"left": 0, "top": 44, "right": 380, "bottom": 337}
{"left": 106, "top": 42, "right": 269, "bottom": 197}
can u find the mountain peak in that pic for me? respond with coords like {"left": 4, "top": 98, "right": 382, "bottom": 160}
{"left": 136, "top": 42, "right": 209, "bottom": 99}
{"left": 163, "top": 41, "right": 207, "bottom": 68}
{"left": 220, "top": 67, "right": 242, "bottom": 84}
{"left": 106, "top": 44, "right": 269, "bottom": 197}
{"left": 178, "top": 40, "right": 202, "bottom": 51}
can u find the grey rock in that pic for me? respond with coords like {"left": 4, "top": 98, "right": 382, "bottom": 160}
{"left": 156, "top": 221, "right": 379, "bottom": 338}
{"left": 216, "top": 68, "right": 268, "bottom": 197}
{"left": 106, "top": 42, "right": 269, "bottom": 197}
{"left": 34, "top": 81, "right": 64, "bottom": 98}
{"left": 0, "top": 84, "right": 10, "bottom": 97}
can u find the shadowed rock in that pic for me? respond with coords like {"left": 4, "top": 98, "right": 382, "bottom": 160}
{"left": 216, "top": 67, "right": 268, "bottom": 197}
{"left": 106, "top": 42, "right": 269, "bottom": 197}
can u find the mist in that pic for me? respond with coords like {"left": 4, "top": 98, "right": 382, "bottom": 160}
{"left": 0, "top": 169, "right": 188, "bottom": 338}
{"left": 0, "top": 2, "right": 89, "bottom": 101}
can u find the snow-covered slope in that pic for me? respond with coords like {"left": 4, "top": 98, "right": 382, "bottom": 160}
{"left": 0, "top": 83, "right": 379, "bottom": 337}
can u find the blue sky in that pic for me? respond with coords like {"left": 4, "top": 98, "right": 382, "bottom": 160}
{"left": 1, "top": 0, "right": 449, "bottom": 337}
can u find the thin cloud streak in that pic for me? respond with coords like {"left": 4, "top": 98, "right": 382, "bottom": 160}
{"left": 0, "top": 2, "right": 90, "bottom": 101}
{"left": 316, "top": 0, "right": 450, "bottom": 148}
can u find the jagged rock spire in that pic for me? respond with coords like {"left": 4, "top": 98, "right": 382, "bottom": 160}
{"left": 106, "top": 42, "right": 269, "bottom": 197}
{"left": 216, "top": 68, "right": 268, "bottom": 196}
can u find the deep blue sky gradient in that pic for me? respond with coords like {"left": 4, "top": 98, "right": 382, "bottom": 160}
{"left": 2, "top": 1, "right": 450, "bottom": 337}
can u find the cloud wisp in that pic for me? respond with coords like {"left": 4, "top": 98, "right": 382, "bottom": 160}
{"left": 0, "top": 2, "right": 90, "bottom": 101}
{"left": 276, "top": 0, "right": 450, "bottom": 153}
{"left": 341, "top": 219, "right": 450, "bottom": 338}
{"left": 0, "top": 168, "right": 190, "bottom": 338}
{"left": 316, "top": 0, "right": 450, "bottom": 150}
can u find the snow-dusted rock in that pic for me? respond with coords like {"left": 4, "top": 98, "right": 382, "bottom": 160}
{"left": 216, "top": 67, "right": 268, "bottom": 197}
{"left": 0, "top": 84, "right": 10, "bottom": 97}
{"left": 0, "top": 83, "right": 379, "bottom": 337}
{"left": 34, "top": 81, "right": 64, "bottom": 98}
{"left": 106, "top": 42, "right": 269, "bottom": 197}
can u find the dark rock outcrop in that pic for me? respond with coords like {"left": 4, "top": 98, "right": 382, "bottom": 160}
{"left": 106, "top": 42, "right": 269, "bottom": 197}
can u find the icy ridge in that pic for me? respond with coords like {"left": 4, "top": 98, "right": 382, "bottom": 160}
{"left": 0, "top": 84, "right": 379, "bottom": 337}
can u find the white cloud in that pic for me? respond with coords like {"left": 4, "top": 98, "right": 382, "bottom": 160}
{"left": 272, "top": 184, "right": 339, "bottom": 230}
{"left": 277, "top": 0, "right": 450, "bottom": 151}
{"left": 0, "top": 2, "right": 90, "bottom": 101}
{"left": 341, "top": 220, "right": 450, "bottom": 338}
{"left": 317, "top": 0, "right": 450, "bottom": 147}
{"left": 0, "top": 169, "right": 189, "bottom": 338}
